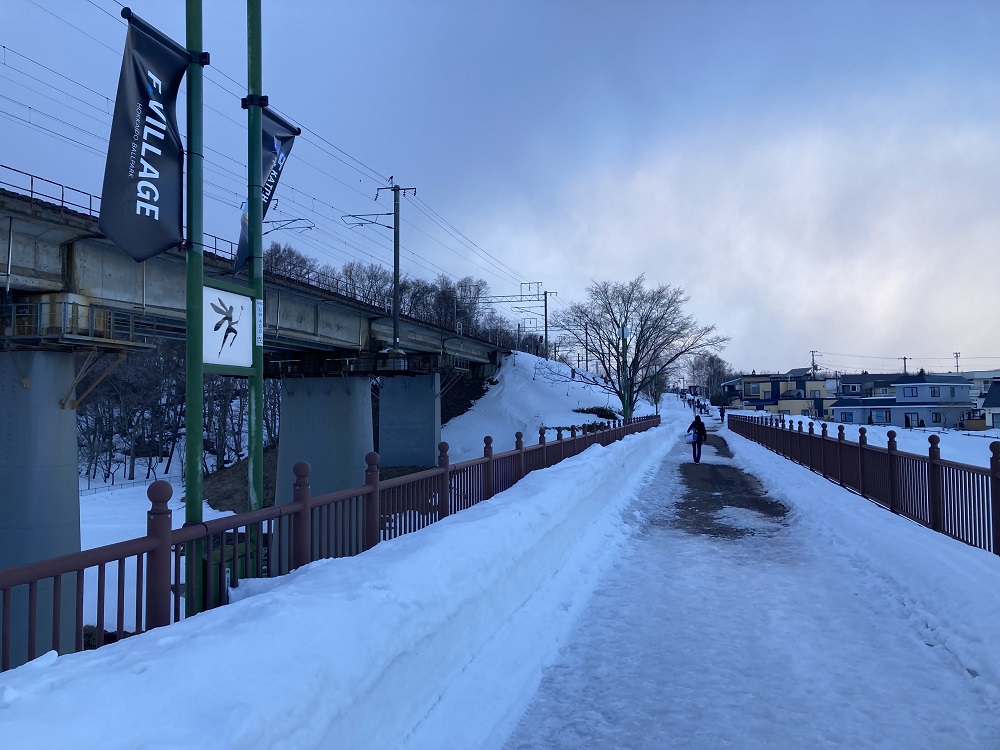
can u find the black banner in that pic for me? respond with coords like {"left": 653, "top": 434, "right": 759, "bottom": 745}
{"left": 234, "top": 107, "right": 300, "bottom": 273}
{"left": 99, "top": 10, "right": 189, "bottom": 263}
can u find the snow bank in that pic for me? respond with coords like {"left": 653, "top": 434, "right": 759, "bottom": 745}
{"left": 726, "top": 430, "right": 1000, "bottom": 698}
{"left": 0, "top": 421, "right": 673, "bottom": 750}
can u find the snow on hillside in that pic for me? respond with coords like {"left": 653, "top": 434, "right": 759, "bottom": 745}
{"left": 442, "top": 352, "right": 654, "bottom": 461}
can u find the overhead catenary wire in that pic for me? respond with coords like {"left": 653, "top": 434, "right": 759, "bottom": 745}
{"left": 3, "top": 0, "right": 532, "bottom": 323}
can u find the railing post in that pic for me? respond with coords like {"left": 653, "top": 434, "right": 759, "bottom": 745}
{"left": 292, "top": 462, "right": 313, "bottom": 568}
{"left": 483, "top": 436, "right": 494, "bottom": 500}
{"left": 796, "top": 420, "right": 803, "bottom": 463}
{"left": 807, "top": 422, "right": 814, "bottom": 470}
{"left": 570, "top": 425, "right": 578, "bottom": 458}
{"left": 927, "top": 435, "right": 943, "bottom": 531}
{"left": 990, "top": 442, "right": 1000, "bottom": 555}
{"left": 820, "top": 423, "right": 828, "bottom": 478}
{"left": 145, "top": 480, "right": 173, "bottom": 630}
{"left": 836, "top": 425, "right": 845, "bottom": 485}
{"left": 857, "top": 427, "right": 867, "bottom": 498}
{"left": 539, "top": 426, "right": 548, "bottom": 466}
{"left": 437, "top": 442, "right": 451, "bottom": 519}
{"left": 363, "top": 452, "right": 381, "bottom": 551}
{"left": 556, "top": 427, "right": 564, "bottom": 462}
{"left": 887, "top": 430, "right": 899, "bottom": 513}
{"left": 515, "top": 431, "right": 525, "bottom": 479}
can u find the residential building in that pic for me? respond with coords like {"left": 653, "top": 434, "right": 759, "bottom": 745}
{"left": 830, "top": 373, "right": 973, "bottom": 429}
{"left": 731, "top": 368, "right": 837, "bottom": 418}
{"left": 981, "top": 379, "right": 1000, "bottom": 429}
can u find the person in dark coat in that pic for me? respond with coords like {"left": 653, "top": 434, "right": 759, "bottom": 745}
{"left": 687, "top": 415, "right": 708, "bottom": 463}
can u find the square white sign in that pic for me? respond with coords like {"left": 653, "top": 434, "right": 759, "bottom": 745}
{"left": 204, "top": 287, "right": 253, "bottom": 368}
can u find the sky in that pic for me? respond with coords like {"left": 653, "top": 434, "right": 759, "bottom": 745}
{"left": 2, "top": 352, "right": 1000, "bottom": 748}
{"left": 2, "top": 1, "right": 1000, "bottom": 374}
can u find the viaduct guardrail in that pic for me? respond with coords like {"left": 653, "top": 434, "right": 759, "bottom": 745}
{"left": 0, "top": 415, "right": 659, "bottom": 671}
{"left": 728, "top": 414, "right": 1000, "bottom": 556}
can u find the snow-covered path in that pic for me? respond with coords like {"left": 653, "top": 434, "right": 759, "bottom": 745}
{"left": 503, "top": 434, "right": 1000, "bottom": 749}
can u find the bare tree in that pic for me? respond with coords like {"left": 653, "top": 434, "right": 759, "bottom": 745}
{"left": 688, "top": 353, "right": 735, "bottom": 403}
{"left": 263, "top": 241, "right": 319, "bottom": 282}
{"left": 550, "top": 275, "right": 728, "bottom": 418}
{"left": 340, "top": 261, "right": 394, "bottom": 308}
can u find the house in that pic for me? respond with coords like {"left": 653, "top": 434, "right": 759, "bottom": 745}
{"left": 959, "top": 369, "right": 1000, "bottom": 408}
{"left": 830, "top": 372, "right": 973, "bottom": 428}
{"left": 837, "top": 372, "right": 898, "bottom": 399}
{"left": 731, "top": 369, "right": 837, "bottom": 418}
{"left": 981, "top": 379, "right": 1000, "bottom": 429}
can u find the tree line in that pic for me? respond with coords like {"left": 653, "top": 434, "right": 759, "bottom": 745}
{"left": 76, "top": 249, "right": 736, "bottom": 485}
{"left": 76, "top": 242, "right": 522, "bottom": 484}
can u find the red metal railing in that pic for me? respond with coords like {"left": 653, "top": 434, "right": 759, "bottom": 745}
{"left": 729, "top": 414, "right": 1000, "bottom": 556}
{"left": 0, "top": 415, "right": 659, "bottom": 671}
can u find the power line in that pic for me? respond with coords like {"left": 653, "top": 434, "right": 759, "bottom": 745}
{"left": 5, "top": 1, "right": 530, "bottom": 304}
{"left": 410, "top": 193, "right": 525, "bottom": 281}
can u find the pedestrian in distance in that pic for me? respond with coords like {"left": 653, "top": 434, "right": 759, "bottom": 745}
{"left": 687, "top": 415, "right": 708, "bottom": 463}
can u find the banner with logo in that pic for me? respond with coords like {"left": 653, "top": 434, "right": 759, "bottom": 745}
{"left": 234, "top": 107, "right": 300, "bottom": 273}
{"left": 99, "top": 11, "right": 189, "bottom": 263}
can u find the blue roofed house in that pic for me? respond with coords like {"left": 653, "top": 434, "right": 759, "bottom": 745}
{"left": 830, "top": 372, "right": 974, "bottom": 428}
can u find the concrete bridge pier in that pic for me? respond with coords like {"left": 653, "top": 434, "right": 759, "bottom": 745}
{"left": 0, "top": 350, "right": 80, "bottom": 665}
{"left": 378, "top": 374, "right": 441, "bottom": 468}
{"left": 275, "top": 376, "right": 374, "bottom": 503}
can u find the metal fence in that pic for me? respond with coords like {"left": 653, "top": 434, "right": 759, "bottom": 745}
{"left": 728, "top": 414, "right": 1000, "bottom": 556}
{"left": 0, "top": 415, "right": 659, "bottom": 671}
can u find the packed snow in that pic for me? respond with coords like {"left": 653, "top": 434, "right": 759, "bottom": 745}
{"left": 2, "top": 353, "right": 999, "bottom": 749}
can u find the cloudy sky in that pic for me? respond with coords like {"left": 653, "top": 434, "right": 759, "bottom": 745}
{"left": 2, "top": 0, "right": 998, "bottom": 374}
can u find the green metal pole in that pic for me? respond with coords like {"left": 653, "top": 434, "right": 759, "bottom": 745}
{"left": 392, "top": 185, "right": 400, "bottom": 351}
{"left": 185, "top": 0, "right": 205, "bottom": 614}
{"left": 247, "top": 0, "right": 264, "bottom": 511}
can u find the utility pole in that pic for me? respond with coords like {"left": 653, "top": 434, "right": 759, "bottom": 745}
{"left": 954, "top": 352, "right": 961, "bottom": 373}
{"left": 375, "top": 183, "right": 416, "bottom": 353}
{"left": 543, "top": 291, "right": 549, "bottom": 359}
{"left": 899, "top": 356, "right": 909, "bottom": 375}
{"left": 810, "top": 350, "right": 818, "bottom": 377}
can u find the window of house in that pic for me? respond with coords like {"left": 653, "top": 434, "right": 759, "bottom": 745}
{"left": 932, "top": 412, "right": 942, "bottom": 423}
{"left": 877, "top": 388, "right": 888, "bottom": 395}
{"left": 809, "top": 389, "right": 820, "bottom": 398}
{"left": 984, "top": 380, "right": 992, "bottom": 390}
{"left": 848, "top": 384, "right": 860, "bottom": 393}
{"left": 762, "top": 390, "right": 771, "bottom": 400}
{"left": 842, "top": 412, "right": 854, "bottom": 422}
{"left": 750, "top": 383, "right": 760, "bottom": 396}
{"left": 930, "top": 387, "right": 940, "bottom": 397}
{"left": 800, "top": 409, "right": 811, "bottom": 416}
{"left": 902, "top": 387, "right": 917, "bottom": 397}
{"left": 872, "top": 410, "right": 890, "bottom": 423}
{"left": 950, "top": 387, "right": 956, "bottom": 398}
{"left": 905, "top": 412, "right": 919, "bottom": 428}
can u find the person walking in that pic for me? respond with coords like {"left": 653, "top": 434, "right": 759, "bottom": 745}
{"left": 687, "top": 415, "right": 708, "bottom": 463}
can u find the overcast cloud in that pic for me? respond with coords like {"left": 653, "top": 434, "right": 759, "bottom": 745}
{"left": 2, "top": 0, "right": 997, "bottom": 373}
